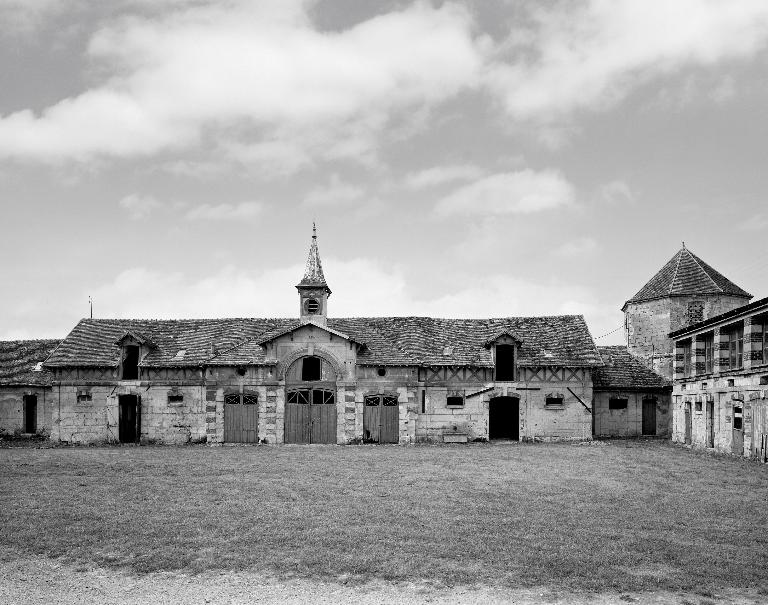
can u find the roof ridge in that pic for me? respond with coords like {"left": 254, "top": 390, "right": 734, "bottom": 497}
{"left": 669, "top": 248, "right": 685, "bottom": 296}
{"left": 685, "top": 248, "right": 724, "bottom": 293}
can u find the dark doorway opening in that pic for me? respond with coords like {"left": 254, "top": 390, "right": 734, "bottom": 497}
{"left": 489, "top": 396, "right": 519, "bottom": 440}
{"left": 122, "top": 346, "right": 140, "bottom": 380}
{"left": 684, "top": 402, "right": 692, "bottom": 445}
{"left": 706, "top": 400, "right": 715, "bottom": 447}
{"left": 642, "top": 398, "right": 657, "bottom": 435}
{"left": 23, "top": 394, "right": 37, "bottom": 434}
{"left": 301, "top": 356, "right": 321, "bottom": 381}
{"left": 495, "top": 345, "right": 515, "bottom": 381}
{"left": 119, "top": 395, "right": 140, "bottom": 443}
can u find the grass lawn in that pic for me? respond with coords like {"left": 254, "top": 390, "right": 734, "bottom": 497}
{"left": 1, "top": 441, "right": 767, "bottom": 593}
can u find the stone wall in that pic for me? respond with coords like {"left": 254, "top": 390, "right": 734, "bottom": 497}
{"left": 52, "top": 383, "right": 208, "bottom": 444}
{"left": 0, "top": 386, "right": 52, "bottom": 436}
{"left": 625, "top": 295, "right": 748, "bottom": 379}
{"left": 593, "top": 391, "right": 671, "bottom": 437}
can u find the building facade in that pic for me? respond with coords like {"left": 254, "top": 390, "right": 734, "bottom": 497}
{"left": 38, "top": 228, "right": 602, "bottom": 445}
{"left": 670, "top": 297, "right": 768, "bottom": 460}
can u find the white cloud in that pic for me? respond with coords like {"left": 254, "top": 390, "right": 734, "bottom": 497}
{"left": 489, "top": 0, "right": 768, "bottom": 119}
{"left": 184, "top": 201, "right": 262, "bottom": 221}
{"left": 82, "top": 257, "right": 619, "bottom": 338}
{"left": 553, "top": 237, "right": 599, "bottom": 258}
{"left": 435, "top": 169, "right": 574, "bottom": 217}
{"left": 404, "top": 164, "right": 486, "bottom": 189}
{"left": 303, "top": 174, "right": 364, "bottom": 207}
{"left": 119, "top": 193, "right": 162, "bottom": 220}
{"left": 0, "top": 1, "right": 483, "bottom": 164}
{"left": 599, "top": 180, "right": 635, "bottom": 205}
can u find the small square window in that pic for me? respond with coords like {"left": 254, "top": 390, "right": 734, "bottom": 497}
{"left": 760, "top": 375, "right": 768, "bottom": 386}
{"left": 701, "top": 382, "right": 707, "bottom": 390}
{"left": 695, "top": 401, "right": 702, "bottom": 412}
{"left": 545, "top": 396, "right": 564, "bottom": 407}
{"left": 608, "top": 398, "right": 628, "bottom": 410}
{"left": 76, "top": 390, "right": 92, "bottom": 403}
{"left": 446, "top": 396, "right": 464, "bottom": 407}
{"left": 168, "top": 394, "right": 184, "bottom": 403}
{"left": 727, "top": 379, "right": 735, "bottom": 387}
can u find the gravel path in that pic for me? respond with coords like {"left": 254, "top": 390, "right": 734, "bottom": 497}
{"left": 1, "top": 555, "right": 766, "bottom": 605}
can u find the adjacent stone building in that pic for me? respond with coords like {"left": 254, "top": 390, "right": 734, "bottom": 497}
{"left": 670, "top": 296, "right": 768, "bottom": 460}
{"left": 38, "top": 227, "right": 603, "bottom": 445}
{"left": 592, "top": 346, "right": 671, "bottom": 438}
{"left": 623, "top": 245, "right": 751, "bottom": 379}
{"left": 0, "top": 340, "right": 58, "bottom": 437}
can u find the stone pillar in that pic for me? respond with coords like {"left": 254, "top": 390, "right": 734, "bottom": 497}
{"left": 743, "top": 316, "right": 762, "bottom": 370}
{"left": 713, "top": 327, "right": 729, "bottom": 374}
{"left": 693, "top": 335, "right": 706, "bottom": 377}
{"left": 673, "top": 340, "right": 686, "bottom": 381}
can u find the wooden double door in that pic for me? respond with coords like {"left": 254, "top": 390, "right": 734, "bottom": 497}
{"left": 224, "top": 393, "right": 259, "bottom": 443}
{"left": 363, "top": 395, "right": 399, "bottom": 443}
{"left": 284, "top": 388, "right": 337, "bottom": 444}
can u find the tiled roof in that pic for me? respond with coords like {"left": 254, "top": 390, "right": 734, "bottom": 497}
{"left": 593, "top": 346, "right": 671, "bottom": 390}
{"left": 0, "top": 339, "right": 59, "bottom": 386}
{"left": 45, "top": 315, "right": 602, "bottom": 369}
{"left": 623, "top": 247, "right": 751, "bottom": 309}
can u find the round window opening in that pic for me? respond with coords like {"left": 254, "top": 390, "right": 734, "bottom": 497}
{"left": 306, "top": 298, "right": 320, "bottom": 314}
{"left": 377, "top": 367, "right": 386, "bottom": 377}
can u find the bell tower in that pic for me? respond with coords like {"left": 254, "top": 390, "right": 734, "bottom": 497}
{"left": 296, "top": 223, "right": 331, "bottom": 325}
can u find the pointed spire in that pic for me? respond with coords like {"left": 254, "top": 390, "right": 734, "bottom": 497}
{"left": 297, "top": 223, "right": 330, "bottom": 293}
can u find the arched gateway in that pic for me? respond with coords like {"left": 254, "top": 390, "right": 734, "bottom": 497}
{"left": 284, "top": 354, "right": 338, "bottom": 444}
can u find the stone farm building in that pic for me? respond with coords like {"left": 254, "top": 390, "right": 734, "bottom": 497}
{"left": 2, "top": 230, "right": 765, "bottom": 453}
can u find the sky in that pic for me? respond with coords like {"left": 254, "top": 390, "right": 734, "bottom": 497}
{"left": 1, "top": 0, "right": 768, "bottom": 344}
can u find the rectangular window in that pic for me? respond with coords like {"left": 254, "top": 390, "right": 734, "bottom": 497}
{"left": 168, "top": 394, "right": 184, "bottom": 403}
{"left": 76, "top": 389, "right": 92, "bottom": 402}
{"left": 733, "top": 405, "right": 743, "bottom": 430}
{"left": 446, "top": 396, "right": 464, "bottom": 407}
{"left": 495, "top": 345, "right": 515, "bottom": 381}
{"left": 702, "top": 334, "right": 714, "bottom": 374}
{"left": 762, "top": 321, "right": 768, "bottom": 365}
{"left": 609, "top": 398, "right": 628, "bottom": 410}
{"left": 695, "top": 401, "right": 702, "bottom": 412}
{"left": 728, "top": 326, "right": 744, "bottom": 369}
{"left": 421, "top": 390, "right": 426, "bottom": 414}
{"left": 545, "top": 396, "right": 564, "bottom": 407}
{"left": 682, "top": 341, "right": 692, "bottom": 377}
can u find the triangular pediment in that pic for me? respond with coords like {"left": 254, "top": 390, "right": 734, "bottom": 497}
{"left": 255, "top": 319, "right": 364, "bottom": 347}
{"left": 114, "top": 330, "right": 157, "bottom": 348}
{"left": 483, "top": 330, "right": 522, "bottom": 349}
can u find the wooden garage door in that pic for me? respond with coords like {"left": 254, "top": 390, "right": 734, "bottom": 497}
{"left": 363, "top": 395, "right": 399, "bottom": 443}
{"left": 224, "top": 393, "right": 259, "bottom": 443}
{"left": 285, "top": 389, "right": 336, "bottom": 444}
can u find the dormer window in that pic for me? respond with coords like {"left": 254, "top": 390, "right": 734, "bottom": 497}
{"left": 122, "top": 345, "right": 140, "bottom": 380}
{"left": 495, "top": 344, "right": 516, "bottom": 381}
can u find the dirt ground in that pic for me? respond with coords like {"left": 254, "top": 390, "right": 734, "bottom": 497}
{"left": 1, "top": 554, "right": 765, "bottom": 605}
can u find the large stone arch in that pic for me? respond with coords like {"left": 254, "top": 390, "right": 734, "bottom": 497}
{"left": 277, "top": 346, "right": 344, "bottom": 382}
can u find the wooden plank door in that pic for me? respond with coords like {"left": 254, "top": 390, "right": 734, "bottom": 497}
{"left": 706, "top": 401, "right": 715, "bottom": 447}
{"left": 363, "top": 396, "right": 381, "bottom": 442}
{"left": 310, "top": 389, "right": 336, "bottom": 444}
{"left": 224, "top": 403, "right": 259, "bottom": 443}
{"left": 684, "top": 404, "right": 692, "bottom": 445}
{"left": 642, "top": 399, "right": 656, "bottom": 436}
{"left": 23, "top": 395, "right": 37, "bottom": 434}
{"left": 119, "top": 395, "right": 138, "bottom": 443}
{"left": 732, "top": 405, "right": 744, "bottom": 455}
{"left": 380, "top": 395, "right": 399, "bottom": 443}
